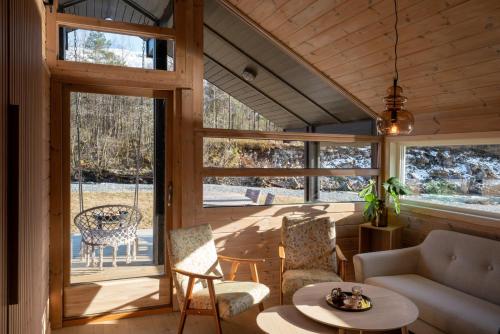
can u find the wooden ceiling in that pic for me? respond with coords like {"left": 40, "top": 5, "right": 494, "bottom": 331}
{"left": 223, "top": 0, "right": 500, "bottom": 134}
{"left": 204, "top": 0, "right": 373, "bottom": 130}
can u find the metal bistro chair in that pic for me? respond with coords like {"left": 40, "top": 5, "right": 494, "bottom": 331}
{"left": 74, "top": 204, "right": 142, "bottom": 270}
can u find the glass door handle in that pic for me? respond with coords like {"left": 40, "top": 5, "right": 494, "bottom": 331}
{"left": 167, "top": 182, "right": 173, "bottom": 207}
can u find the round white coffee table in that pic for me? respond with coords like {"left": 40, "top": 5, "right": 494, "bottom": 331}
{"left": 293, "top": 282, "right": 418, "bottom": 334}
{"left": 257, "top": 305, "right": 334, "bottom": 333}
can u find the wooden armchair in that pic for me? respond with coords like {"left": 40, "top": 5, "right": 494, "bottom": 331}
{"left": 278, "top": 216, "right": 348, "bottom": 305}
{"left": 169, "top": 224, "right": 270, "bottom": 334}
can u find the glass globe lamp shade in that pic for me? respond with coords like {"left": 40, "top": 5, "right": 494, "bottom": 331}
{"left": 377, "top": 109, "right": 414, "bottom": 136}
{"left": 376, "top": 84, "right": 414, "bottom": 136}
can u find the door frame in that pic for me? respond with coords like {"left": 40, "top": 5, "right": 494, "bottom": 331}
{"left": 49, "top": 82, "right": 179, "bottom": 326}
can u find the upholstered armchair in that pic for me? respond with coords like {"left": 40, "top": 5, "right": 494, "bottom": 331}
{"left": 279, "top": 216, "right": 348, "bottom": 304}
{"left": 168, "top": 224, "right": 270, "bottom": 334}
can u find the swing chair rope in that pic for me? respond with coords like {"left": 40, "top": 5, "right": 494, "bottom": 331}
{"left": 133, "top": 100, "right": 144, "bottom": 209}
{"left": 75, "top": 96, "right": 84, "bottom": 212}
{"left": 75, "top": 96, "right": 144, "bottom": 212}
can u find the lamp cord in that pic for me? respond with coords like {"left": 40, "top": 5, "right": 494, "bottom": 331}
{"left": 393, "top": 0, "right": 399, "bottom": 83}
{"left": 391, "top": 0, "right": 399, "bottom": 120}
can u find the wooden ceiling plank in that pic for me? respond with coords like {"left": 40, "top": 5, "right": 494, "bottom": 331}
{"left": 285, "top": 0, "right": 386, "bottom": 50}
{"left": 305, "top": 0, "right": 469, "bottom": 65}
{"left": 347, "top": 57, "right": 500, "bottom": 95}
{"left": 332, "top": 28, "right": 500, "bottom": 87}
{"left": 257, "top": 0, "right": 317, "bottom": 33}
{"left": 321, "top": 12, "right": 500, "bottom": 79}
{"left": 338, "top": 40, "right": 500, "bottom": 90}
{"left": 271, "top": 0, "right": 347, "bottom": 42}
{"left": 246, "top": 0, "right": 289, "bottom": 25}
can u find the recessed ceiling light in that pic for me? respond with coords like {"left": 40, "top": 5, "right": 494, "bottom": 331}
{"left": 242, "top": 67, "right": 257, "bottom": 82}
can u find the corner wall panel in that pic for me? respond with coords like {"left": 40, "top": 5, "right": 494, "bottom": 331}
{"left": 6, "top": 0, "right": 51, "bottom": 333}
{"left": 0, "top": 0, "right": 8, "bottom": 332}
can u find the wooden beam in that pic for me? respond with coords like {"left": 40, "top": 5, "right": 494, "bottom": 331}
{"left": 197, "top": 128, "right": 382, "bottom": 143}
{"left": 64, "top": 83, "right": 171, "bottom": 98}
{"left": 51, "top": 60, "right": 181, "bottom": 89}
{"left": 203, "top": 168, "right": 380, "bottom": 177}
{"left": 55, "top": 12, "right": 175, "bottom": 40}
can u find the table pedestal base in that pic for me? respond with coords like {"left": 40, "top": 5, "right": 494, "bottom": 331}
{"left": 338, "top": 326, "right": 408, "bottom": 334}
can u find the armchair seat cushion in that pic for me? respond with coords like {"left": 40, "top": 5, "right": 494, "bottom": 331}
{"left": 366, "top": 274, "right": 500, "bottom": 334}
{"left": 282, "top": 269, "right": 342, "bottom": 302}
{"left": 190, "top": 281, "right": 270, "bottom": 319}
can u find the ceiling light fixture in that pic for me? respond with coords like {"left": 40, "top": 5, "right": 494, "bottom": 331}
{"left": 241, "top": 66, "right": 257, "bottom": 82}
{"left": 376, "top": 0, "right": 414, "bottom": 136}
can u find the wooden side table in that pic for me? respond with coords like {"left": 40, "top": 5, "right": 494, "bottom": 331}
{"left": 358, "top": 222, "right": 404, "bottom": 253}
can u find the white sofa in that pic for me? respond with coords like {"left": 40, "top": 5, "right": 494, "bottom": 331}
{"left": 354, "top": 229, "right": 500, "bottom": 334}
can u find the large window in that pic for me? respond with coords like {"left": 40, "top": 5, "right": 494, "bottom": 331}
{"left": 204, "top": 138, "right": 304, "bottom": 168}
{"left": 401, "top": 144, "right": 500, "bottom": 215}
{"left": 203, "top": 80, "right": 282, "bottom": 131}
{"left": 60, "top": 27, "right": 175, "bottom": 71}
{"left": 200, "top": 132, "right": 380, "bottom": 207}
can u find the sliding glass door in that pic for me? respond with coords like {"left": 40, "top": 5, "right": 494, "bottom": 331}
{"left": 63, "top": 87, "right": 172, "bottom": 318}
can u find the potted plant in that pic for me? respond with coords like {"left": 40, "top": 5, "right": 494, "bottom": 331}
{"left": 359, "top": 177, "right": 411, "bottom": 227}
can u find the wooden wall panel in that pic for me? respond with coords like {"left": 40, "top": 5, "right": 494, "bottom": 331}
{"left": 0, "top": 0, "right": 8, "bottom": 332}
{"left": 195, "top": 203, "right": 365, "bottom": 306}
{"left": 223, "top": 0, "right": 500, "bottom": 135}
{"left": 6, "top": 0, "right": 51, "bottom": 333}
{"left": 391, "top": 208, "right": 500, "bottom": 247}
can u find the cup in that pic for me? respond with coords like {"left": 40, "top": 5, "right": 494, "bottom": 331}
{"left": 352, "top": 285, "right": 363, "bottom": 296}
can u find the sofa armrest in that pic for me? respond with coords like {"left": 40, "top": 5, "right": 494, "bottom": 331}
{"left": 353, "top": 246, "right": 420, "bottom": 282}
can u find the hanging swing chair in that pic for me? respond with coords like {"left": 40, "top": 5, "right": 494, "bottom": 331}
{"left": 73, "top": 98, "right": 145, "bottom": 271}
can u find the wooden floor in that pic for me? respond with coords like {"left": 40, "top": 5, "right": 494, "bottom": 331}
{"left": 71, "top": 265, "right": 164, "bottom": 284}
{"left": 52, "top": 310, "right": 405, "bottom": 334}
{"left": 53, "top": 309, "right": 263, "bottom": 334}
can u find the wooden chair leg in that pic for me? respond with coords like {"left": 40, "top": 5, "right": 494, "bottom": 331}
{"left": 177, "top": 311, "right": 187, "bottom": 334}
{"left": 249, "top": 263, "right": 260, "bottom": 283}
{"left": 178, "top": 277, "right": 195, "bottom": 334}
{"left": 228, "top": 262, "right": 239, "bottom": 281}
{"left": 258, "top": 302, "right": 264, "bottom": 312}
{"left": 207, "top": 280, "right": 222, "bottom": 334}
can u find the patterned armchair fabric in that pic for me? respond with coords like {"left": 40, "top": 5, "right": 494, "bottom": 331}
{"left": 169, "top": 224, "right": 224, "bottom": 304}
{"left": 282, "top": 216, "right": 337, "bottom": 272}
{"left": 281, "top": 216, "right": 341, "bottom": 303}
{"left": 190, "top": 281, "right": 270, "bottom": 318}
{"left": 282, "top": 269, "right": 342, "bottom": 297}
{"left": 169, "top": 224, "right": 269, "bottom": 319}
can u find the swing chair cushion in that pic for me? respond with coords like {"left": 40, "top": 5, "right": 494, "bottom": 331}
{"left": 74, "top": 205, "right": 142, "bottom": 247}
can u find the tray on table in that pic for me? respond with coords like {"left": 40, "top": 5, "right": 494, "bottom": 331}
{"left": 325, "top": 292, "right": 372, "bottom": 312}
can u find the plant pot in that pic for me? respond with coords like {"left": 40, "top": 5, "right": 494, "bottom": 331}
{"left": 371, "top": 207, "right": 388, "bottom": 227}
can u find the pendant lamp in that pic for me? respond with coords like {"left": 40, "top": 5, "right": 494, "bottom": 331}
{"left": 376, "top": 0, "right": 414, "bottom": 136}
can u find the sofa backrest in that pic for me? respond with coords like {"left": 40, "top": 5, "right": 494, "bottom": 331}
{"left": 417, "top": 229, "right": 500, "bottom": 305}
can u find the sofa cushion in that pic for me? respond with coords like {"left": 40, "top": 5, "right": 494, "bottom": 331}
{"left": 366, "top": 274, "right": 500, "bottom": 334}
{"left": 418, "top": 229, "right": 500, "bottom": 305}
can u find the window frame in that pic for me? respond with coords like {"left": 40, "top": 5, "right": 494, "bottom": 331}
{"left": 197, "top": 128, "right": 382, "bottom": 209}
{"left": 387, "top": 131, "right": 500, "bottom": 221}
{"left": 46, "top": 4, "right": 188, "bottom": 88}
